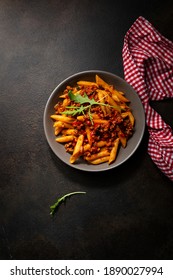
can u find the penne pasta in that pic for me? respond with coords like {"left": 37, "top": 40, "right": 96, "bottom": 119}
{"left": 50, "top": 115, "right": 75, "bottom": 123}
{"left": 54, "top": 126, "right": 63, "bottom": 136}
{"left": 51, "top": 74, "right": 135, "bottom": 166}
{"left": 61, "top": 128, "right": 77, "bottom": 136}
{"left": 53, "top": 121, "right": 73, "bottom": 129}
{"left": 77, "top": 115, "right": 85, "bottom": 121}
{"left": 85, "top": 150, "right": 110, "bottom": 161}
{"left": 93, "top": 119, "right": 108, "bottom": 124}
{"left": 83, "top": 143, "right": 91, "bottom": 152}
{"left": 109, "top": 138, "right": 120, "bottom": 164}
{"left": 121, "top": 111, "right": 135, "bottom": 126}
{"left": 118, "top": 130, "right": 127, "bottom": 148}
{"left": 85, "top": 126, "right": 92, "bottom": 145}
{"left": 89, "top": 156, "right": 110, "bottom": 165}
{"left": 97, "top": 90, "right": 107, "bottom": 116}
{"left": 56, "top": 135, "right": 75, "bottom": 143}
{"left": 106, "top": 95, "right": 121, "bottom": 112}
{"left": 96, "top": 141, "right": 107, "bottom": 147}
{"left": 77, "top": 81, "right": 98, "bottom": 87}
{"left": 70, "top": 135, "right": 84, "bottom": 163}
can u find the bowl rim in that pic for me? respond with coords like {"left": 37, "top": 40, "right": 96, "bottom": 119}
{"left": 43, "top": 70, "right": 146, "bottom": 172}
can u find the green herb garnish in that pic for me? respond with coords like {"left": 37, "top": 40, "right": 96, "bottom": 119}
{"left": 61, "top": 90, "right": 120, "bottom": 122}
{"left": 68, "top": 90, "right": 100, "bottom": 106}
{"left": 50, "top": 191, "right": 86, "bottom": 216}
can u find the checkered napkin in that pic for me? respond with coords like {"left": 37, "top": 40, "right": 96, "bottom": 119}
{"left": 122, "top": 16, "right": 173, "bottom": 181}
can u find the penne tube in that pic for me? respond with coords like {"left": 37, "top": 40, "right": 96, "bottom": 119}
{"left": 63, "top": 123, "right": 74, "bottom": 129}
{"left": 85, "top": 150, "right": 110, "bottom": 161}
{"left": 54, "top": 126, "right": 63, "bottom": 136}
{"left": 97, "top": 90, "right": 107, "bottom": 116}
{"left": 109, "top": 138, "right": 120, "bottom": 164}
{"left": 121, "top": 112, "right": 129, "bottom": 118}
{"left": 112, "top": 89, "right": 129, "bottom": 102}
{"left": 106, "top": 95, "right": 121, "bottom": 112}
{"left": 50, "top": 115, "right": 75, "bottom": 123}
{"left": 118, "top": 131, "right": 127, "bottom": 148}
{"left": 120, "top": 103, "right": 130, "bottom": 111}
{"left": 96, "top": 141, "right": 107, "bottom": 147}
{"left": 121, "top": 111, "right": 135, "bottom": 126}
{"left": 77, "top": 115, "right": 85, "bottom": 121}
{"left": 62, "top": 98, "right": 70, "bottom": 107}
{"left": 70, "top": 135, "right": 84, "bottom": 163}
{"left": 61, "top": 128, "right": 77, "bottom": 136}
{"left": 89, "top": 156, "right": 110, "bottom": 165}
{"left": 53, "top": 121, "right": 73, "bottom": 128}
{"left": 128, "top": 112, "right": 135, "bottom": 126}
{"left": 93, "top": 119, "right": 108, "bottom": 124}
{"left": 95, "top": 75, "right": 129, "bottom": 102}
{"left": 53, "top": 121, "right": 64, "bottom": 127}
{"left": 91, "top": 113, "right": 100, "bottom": 119}
{"left": 83, "top": 143, "right": 91, "bottom": 152}
{"left": 95, "top": 74, "right": 110, "bottom": 90}
{"left": 119, "top": 91, "right": 125, "bottom": 95}
{"left": 73, "top": 135, "right": 84, "bottom": 155}
{"left": 77, "top": 81, "right": 98, "bottom": 87}
{"left": 111, "top": 92, "right": 120, "bottom": 102}
{"left": 59, "top": 94, "right": 68, "bottom": 98}
{"left": 97, "top": 89, "right": 108, "bottom": 100}
{"left": 55, "top": 135, "right": 75, "bottom": 143}
{"left": 85, "top": 126, "right": 92, "bottom": 145}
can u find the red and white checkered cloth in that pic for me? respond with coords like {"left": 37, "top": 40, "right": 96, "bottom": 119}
{"left": 122, "top": 16, "right": 173, "bottom": 181}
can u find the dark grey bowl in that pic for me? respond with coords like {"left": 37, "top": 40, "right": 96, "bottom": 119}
{"left": 43, "top": 70, "right": 145, "bottom": 172}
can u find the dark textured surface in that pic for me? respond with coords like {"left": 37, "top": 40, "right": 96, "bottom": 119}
{"left": 0, "top": 0, "right": 173, "bottom": 260}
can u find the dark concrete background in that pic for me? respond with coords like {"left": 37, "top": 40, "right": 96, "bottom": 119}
{"left": 0, "top": 0, "right": 173, "bottom": 260}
